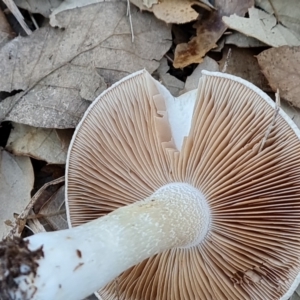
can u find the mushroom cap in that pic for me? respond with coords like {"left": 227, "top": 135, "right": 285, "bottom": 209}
{"left": 66, "top": 70, "right": 300, "bottom": 300}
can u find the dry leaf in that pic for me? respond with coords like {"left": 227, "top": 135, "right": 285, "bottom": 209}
{"left": 223, "top": 7, "right": 300, "bottom": 47}
{"left": 0, "top": 64, "right": 105, "bottom": 128}
{"left": 38, "top": 185, "right": 68, "bottom": 230}
{"left": 14, "top": 0, "right": 63, "bottom": 17}
{"left": 182, "top": 56, "right": 219, "bottom": 93}
{"left": 0, "top": 150, "right": 34, "bottom": 237}
{"left": 174, "top": 0, "right": 253, "bottom": 68}
{"left": 6, "top": 123, "right": 72, "bottom": 164}
{"left": 255, "top": 0, "right": 300, "bottom": 36}
{"left": 219, "top": 46, "right": 270, "bottom": 91}
{"left": 0, "top": 2, "right": 171, "bottom": 128}
{"left": 0, "top": 8, "right": 14, "bottom": 48}
{"left": 130, "top": 0, "right": 214, "bottom": 24}
{"left": 225, "top": 31, "right": 267, "bottom": 48}
{"left": 257, "top": 46, "right": 300, "bottom": 107}
{"left": 156, "top": 58, "right": 184, "bottom": 96}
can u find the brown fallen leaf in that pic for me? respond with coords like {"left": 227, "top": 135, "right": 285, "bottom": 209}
{"left": 257, "top": 46, "right": 300, "bottom": 107}
{"left": 0, "top": 8, "right": 14, "bottom": 48}
{"left": 0, "top": 2, "right": 171, "bottom": 128}
{"left": 6, "top": 123, "right": 72, "bottom": 164}
{"left": 130, "top": 0, "right": 214, "bottom": 24}
{"left": 0, "top": 150, "right": 34, "bottom": 237}
{"left": 174, "top": 0, "right": 253, "bottom": 68}
{"left": 219, "top": 46, "right": 270, "bottom": 92}
{"left": 38, "top": 185, "right": 68, "bottom": 231}
{"left": 223, "top": 7, "right": 300, "bottom": 47}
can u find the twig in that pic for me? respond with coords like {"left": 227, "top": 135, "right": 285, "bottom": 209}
{"left": 26, "top": 210, "right": 67, "bottom": 219}
{"left": 28, "top": 11, "right": 39, "bottom": 30}
{"left": 221, "top": 48, "right": 232, "bottom": 73}
{"left": 164, "top": 54, "right": 174, "bottom": 63}
{"left": 127, "top": 0, "right": 134, "bottom": 42}
{"left": 267, "top": 0, "right": 280, "bottom": 24}
{"left": 5, "top": 176, "right": 65, "bottom": 238}
{"left": 3, "top": 0, "right": 32, "bottom": 35}
{"left": 258, "top": 89, "right": 281, "bottom": 152}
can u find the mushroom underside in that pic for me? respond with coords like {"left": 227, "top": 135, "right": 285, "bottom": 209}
{"left": 67, "top": 70, "right": 300, "bottom": 300}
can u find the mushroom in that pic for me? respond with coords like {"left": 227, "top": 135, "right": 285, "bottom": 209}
{"left": 1, "top": 70, "right": 300, "bottom": 300}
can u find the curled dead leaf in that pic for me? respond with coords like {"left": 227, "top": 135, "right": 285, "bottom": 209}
{"left": 174, "top": 0, "right": 253, "bottom": 68}
{"left": 257, "top": 46, "right": 300, "bottom": 107}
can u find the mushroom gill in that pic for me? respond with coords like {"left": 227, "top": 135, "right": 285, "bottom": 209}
{"left": 66, "top": 70, "right": 300, "bottom": 300}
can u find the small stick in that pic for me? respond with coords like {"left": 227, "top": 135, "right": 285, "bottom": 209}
{"left": 221, "top": 48, "right": 232, "bottom": 73}
{"left": 3, "top": 0, "right": 32, "bottom": 35}
{"left": 28, "top": 11, "right": 39, "bottom": 30}
{"left": 164, "top": 54, "right": 174, "bottom": 63}
{"left": 259, "top": 89, "right": 280, "bottom": 152}
{"left": 127, "top": 0, "right": 134, "bottom": 43}
{"left": 5, "top": 176, "right": 65, "bottom": 238}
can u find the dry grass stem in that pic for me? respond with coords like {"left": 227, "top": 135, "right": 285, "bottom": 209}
{"left": 127, "top": 0, "right": 134, "bottom": 42}
{"left": 2, "top": 0, "right": 32, "bottom": 35}
{"left": 5, "top": 176, "right": 65, "bottom": 238}
{"left": 221, "top": 48, "right": 232, "bottom": 73}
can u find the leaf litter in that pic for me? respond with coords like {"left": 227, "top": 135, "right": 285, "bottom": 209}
{"left": 1, "top": 1, "right": 300, "bottom": 299}
{"left": 0, "top": 1, "right": 171, "bottom": 127}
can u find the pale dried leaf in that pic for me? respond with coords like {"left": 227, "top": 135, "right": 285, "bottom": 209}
{"left": 0, "top": 2, "right": 171, "bottom": 128}
{"left": 225, "top": 31, "right": 267, "bottom": 47}
{"left": 6, "top": 123, "right": 72, "bottom": 164}
{"left": 0, "top": 150, "right": 34, "bottom": 237}
{"left": 257, "top": 46, "right": 300, "bottom": 107}
{"left": 156, "top": 58, "right": 184, "bottom": 96}
{"left": 50, "top": 0, "right": 126, "bottom": 27}
{"left": 182, "top": 56, "right": 219, "bottom": 93}
{"left": 219, "top": 46, "right": 270, "bottom": 91}
{"left": 39, "top": 185, "right": 68, "bottom": 230}
{"left": 255, "top": 0, "right": 300, "bottom": 36}
{"left": 0, "top": 8, "right": 14, "bottom": 48}
{"left": 223, "top": 7, "right": 300, "bottom": 47}
{"left": 14, "top": 0, "right": 63, "bottom": 17}
{"left": 130, "top": 0, "right": 214, "bottom": 24}
{"left": 174, "top": 0, "right": 253, "bottom": 68}
{"left": 0, "top": 64, "right": 102, "bottom": 128}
